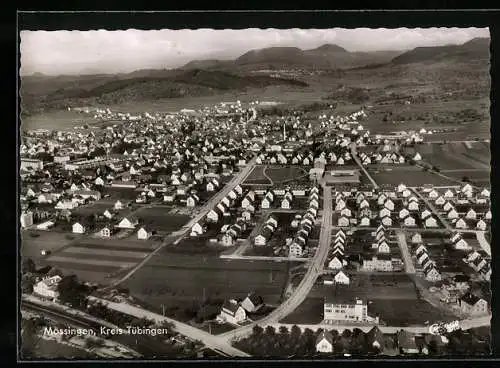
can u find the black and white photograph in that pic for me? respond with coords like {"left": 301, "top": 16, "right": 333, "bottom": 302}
{"left": 19, "top": 19, "right": 492, "bottom": 360}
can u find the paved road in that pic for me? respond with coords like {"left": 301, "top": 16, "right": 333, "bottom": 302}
{"left": 218, "top": 185, "right": 333, "bottom": 342}
{"left": 260, "top": 314, "right": 491, "bottom": 334}
{"left": 411, "top": 188, "right": 452, "bottom": 231}
{"left": 441, "top": 169, "right": 489, "bottom": 173}
{"left": 219, "top": 254, "right": 311, "bottom": 262}
{"left": 87, "top": 296, "right": 250, "bottom": 357}
{"left": 395, "top": 231, "right": 416, "bottom": 274}
{"left": 475, "top": 231, "right": 491, "bottom": 256}
{"left": 350, "top": 143, "right": 379, "bottom": 189}
{"left": 330, "top": 226, "right": 482, "bottom": 234}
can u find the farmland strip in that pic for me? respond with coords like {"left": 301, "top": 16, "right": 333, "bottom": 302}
{"left": 57, "top": 252, "right": 147, "bottom": 263}
{"left": 63, "top": 246, "right": 149, "bottom": 259}
{"left": 38, "top": 260, "right": 119, "bottom": 273}
{"left": 45, "top": 256, "right": 137, "bottom": 268}
{"left": 71, "top": 242, "right": 155, "bottom": 252}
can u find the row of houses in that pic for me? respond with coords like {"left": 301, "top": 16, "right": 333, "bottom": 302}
{"left": 288, "top": 187, "right": 320, "bottom": 258}
{"left": 358, "top": 151, "right": 406, "bottom": 165}
{"left": 316, "top": 326, "right": 449, "bottom": 355}
{"left": 414, "top": 245, "right": 442, "bottom": 282}
{"left": 254, "top": 216, "right": 278, "bottom": 246}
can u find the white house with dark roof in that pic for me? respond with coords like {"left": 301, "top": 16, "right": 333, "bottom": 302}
{"left": 334, "top": 270, "right": 350, "bottom": 285}
{"left": 424, "top": 216, "right": 438, "bottom": 228}
{"left": 241, "top": 293, "right": 264, "bottom": 313}
{"left": 381, "top": 216, "right": 392, "bottom": 227}
{"left": 328, "top": 256, "right": 344, "bottom": 270}
{"left": 455, "top": 218, "right": 468, "bottom": 229}
{"left": 476, "top": 219, "right": 487, "bottom": 231}
{"left": 465, "top": 208, "right": 477, "bottom": 220}
{"left": 117, "top": 216, "right": 139, "bottom": 229}
{"left": 408, "top": 201, "right": 419, "bottom": 211}
{"left": 190, "top": 222, "right": 203, "bottom": 236}
{"left": 72, "top": 222, "right": 86, "bottom": 234}
{"left": 411, "top": 233, "right": 422, "bottom": 244}
{"left": 217, "top": 299, "right": 246, "bottom": 325}
{"left": 316, "top": 330, "right": 334, "bottom": 353}
{"left": 137, "top": 226, "right": 153, "bottom": 240}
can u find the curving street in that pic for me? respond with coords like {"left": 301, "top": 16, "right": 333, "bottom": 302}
{"left": 217, "top": 185, "right": 333, "bottom": 341}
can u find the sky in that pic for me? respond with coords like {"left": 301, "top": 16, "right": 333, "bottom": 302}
{"left": 20, "top": 27, "right": 490, "bottom": 76}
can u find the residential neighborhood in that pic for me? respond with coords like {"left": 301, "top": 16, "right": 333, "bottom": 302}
{"left": 20, "top": 26, "right": 491, "bottom": 360}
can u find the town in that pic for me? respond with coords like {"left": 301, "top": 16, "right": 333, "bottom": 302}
{"left": 20, "top": 97, "right": 491, "bottom": 358}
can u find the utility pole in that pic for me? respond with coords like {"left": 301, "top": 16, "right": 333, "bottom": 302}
{"left": 162, "top": 303, "right": 165, "bottom": 317}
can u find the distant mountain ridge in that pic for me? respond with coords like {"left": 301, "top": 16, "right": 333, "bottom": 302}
{"left": 390, "top": 37, "right": 490, "bottom": 65}
{"left": 180, "top": 44, "right": 400, "bottom": 71}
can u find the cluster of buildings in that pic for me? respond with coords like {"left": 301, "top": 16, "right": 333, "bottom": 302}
{"left": 315, "top": 326, "right": 457, "bottom": 355}
{"left": 427, "top": 185, "right": 491, "bottom": 230}
{"left": 334, "top": 185, "right": 437, "bottom": 229}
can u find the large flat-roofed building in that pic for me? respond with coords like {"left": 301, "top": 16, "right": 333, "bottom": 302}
{"left": 64, "top": 157, "right": 112, "bottom": 171}
{"left": 20, "top": 158, "right": 44, "bottom": 171}
{"left": 323, "top": 169, "right": 360, "bottom": 185}
{"left": 324, "top": 286, "right": 379, "bottom": 324}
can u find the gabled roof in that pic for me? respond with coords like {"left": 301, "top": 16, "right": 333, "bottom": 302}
{"left": 245, "top": 292, "right": 264, "bottom": 307}
{"left": 222, "top": 299, "right": 242, "bottom": 316}
{"left": 460, "top": 292, "right": 482, "bottom": 306}
{"left": 316, "top": 330, "right": 334, "bottom": 346}
{"left": 366, "top": 326, "right": 384, "bottom": 345}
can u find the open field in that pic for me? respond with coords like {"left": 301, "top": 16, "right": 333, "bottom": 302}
{"left": 265, "top": 166, "right": 309, "bottom": 184}
{"left": 21, "top": 231, "right": 80, "bottom": 260}
{"left": 280, "top": 297, "right": 325, "bottom": 324}
{"left": 37, "top": 238, "right": 160, "bottom": 284}
{"left": 71, "top": 200, "right": 122, "bottom": 217}
{"left": 244, "top": 165, "right": 309, "bottom": 185}
{"left": 361, "top": 98, "right": 490, "bottom": 140}
{"left": 21, "top": 109, "right": 99, "bottom": 131}
{"left": 281, "top": 274, "right": 454, "bottom": 326}
{"left": 369, "top": 169, "right": 458, "bottom": 186}
{"left": 132, "top": 207, "right": 190, "bottom": 233}
{"left": 404, "top": 142, "right": 489, "bottom": 171}
{"left": 123, "top": 251, "right": 292, "bottom": 310}
{"left": 368, "top": 299, "right": 457, "bottom": 326}
{"left": 311, "top": 274, "right": 418, "bottom": 300}
{"left": 243, "top": 166, "right": 271, "bottom": 185}
{"left": 102, "top": 187, "right": 140, "bottom": 201}
{"left": 441, "top": 169, "right": 490, "bottom": 184}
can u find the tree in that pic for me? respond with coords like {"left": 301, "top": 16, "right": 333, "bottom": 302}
{"left": 195, "top": 304, "right": 220, "bottom": 323}
{"left": 279, "top": 326, "right": 289, "bottom": 335}
{"left": 462, "top": 176, "right": 470, "bottom": 183}
{"left": 47, "top": 267, "right": 63, "bottom": 277}
{"left": 265, "top": 325, "right": 276, "bottom": 337}
{"left": 21, "top": 274, "right": 35, "bottom": 293}
{"left": 57, "top": 274, "right": 89, "bottom": 308}
{"left": 22, "top": 258, "right": 36, "bottom": 274}
{"left": 252, "top": 324, "right": 264, "bottom": 336}
{"left": 290, "top": 325, "right": 301, "bottom": 339}
{"left": 350, "top": 328, "right": 367, "bottom": 354}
